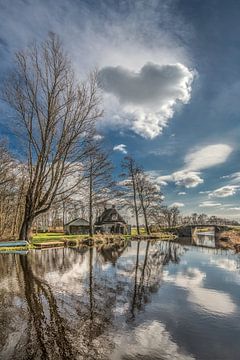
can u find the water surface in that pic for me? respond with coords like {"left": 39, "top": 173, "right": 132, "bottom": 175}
{"left": 0, "top": 239, "right": 240, "bottom": 360}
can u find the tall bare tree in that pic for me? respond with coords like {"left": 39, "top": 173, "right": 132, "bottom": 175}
{"left": 83, "top": 139, "right": 114, "bottom": 237}
{"left": 121, "top": 156, "right": 142, "bottom": 235}
{"left": 135, "top": 172, "right": 163, "bottom": 235}
{"left": 2, "top": 34, "right": 102, "bottom": 240}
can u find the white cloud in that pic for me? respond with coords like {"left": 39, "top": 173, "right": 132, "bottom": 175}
{"left": 171, "top": 202, "right": 185, "bottom": 207}
{"left": 159, "top": 170, "right": 203, "bottom": 188}
{"left": 93, "top": 134, "right": 104, "bottom": 141}
{"left": 173, "top": 171, "right": 203, "bottom": 188}
{"left": 221, "top": 172, "right": 240, "bottom": 184}
{"left": 209, "top": 185, "right": 239, "bottom": 198}
{"left": 199, "top": 201, "right": 222, "bottom": 208}
{"left": 178, "top": 191, "right": 186, "bottom": 195}
{"left": 228, "top": 207, "right": 240, "bottom": 211}
{"left": 99, "top": 62, "right": 194, "bottom": 138}
{"left": 0, "top": 0, "right": 195, "bottom": 140}
{"left": 113, "top": 144, "right": 127, "bottom": 154}
{"left": 152, "top": 144, "right": 232, "bottom": 188}
{"left": 184, "top": 144, "right": 232, "bottom": 171}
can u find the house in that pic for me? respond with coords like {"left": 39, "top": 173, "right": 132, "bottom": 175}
{"left": 64, "top": 218, "right": 90, "bottom": 235}
{"left": 94, "top": 205, "right": 131, "bottom": 235}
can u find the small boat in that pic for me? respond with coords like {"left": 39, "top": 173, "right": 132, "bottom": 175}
{"left": 0, "top": 250, "right": 29, "bottom": 255}
{"left": 0, "top": 240, "right": 29, "bottom": 248}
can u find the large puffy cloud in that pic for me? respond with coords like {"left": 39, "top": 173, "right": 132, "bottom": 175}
{"left": 153, "top": 144, "right": 232, "bottom": 188}
{"left": 99, "top": 62, "right": 194, "bottom": 138}
{"left": 0, "top": 0, "right": 193, "bottom": 140}
{"left": 209, "top": 185, "right": 239, "bottom": 198}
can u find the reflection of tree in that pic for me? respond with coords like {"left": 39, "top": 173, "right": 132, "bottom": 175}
{"left": 18, "top": 255, "right": 75, "bottom": 359}
{"left": 129, "top": 241, "right": 183, "bottom": 320}
{"left": 1, "top": 241, "right": 186, "bottom": 359}
{"left": 97, "top": 240, "right": 129, "bottom": 265}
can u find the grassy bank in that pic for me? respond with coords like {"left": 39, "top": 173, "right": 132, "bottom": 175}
{"left": 0, "top": 230, "right": 176, "bottom": 252}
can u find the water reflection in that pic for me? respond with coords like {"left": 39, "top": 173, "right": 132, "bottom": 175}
{"left": 193, "top": 231, "right": 216, "bottom": 248}
{"left": 0, "top": 240, "right": 240, "bottom": 360}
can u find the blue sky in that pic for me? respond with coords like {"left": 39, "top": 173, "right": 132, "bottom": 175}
{"left": 0, "top": 0, "right": 240, "bottom": 218}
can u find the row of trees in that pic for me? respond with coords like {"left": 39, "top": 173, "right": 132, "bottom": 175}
{"left": 0, "top": 34, "right": 238, "bottom": 241}
{"left": 0, "top": 33, "right": 165, "bottom": 241}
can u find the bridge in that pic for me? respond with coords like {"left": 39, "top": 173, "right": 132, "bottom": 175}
{"left": 173, "top": 224, "right": 231, "bottom": 239}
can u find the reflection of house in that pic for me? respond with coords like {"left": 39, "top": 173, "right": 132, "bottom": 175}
{"left": 95, "top": 205, "right": 131, "bottom": 235}
{"left": 64, "top": 218, "right": 89, "bottom": 235}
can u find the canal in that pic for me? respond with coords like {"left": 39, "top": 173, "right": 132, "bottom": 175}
{"left": 0, "top": 238, "right": 240, "bottom": 359}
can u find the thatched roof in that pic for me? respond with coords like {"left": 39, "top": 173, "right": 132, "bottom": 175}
{"left": 95, "top": 206, "right": 126, "bottom": 225}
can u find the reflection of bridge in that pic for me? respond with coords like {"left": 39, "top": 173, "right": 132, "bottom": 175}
{"left": 174, "top": 225, "right": 230, "bottom": 238}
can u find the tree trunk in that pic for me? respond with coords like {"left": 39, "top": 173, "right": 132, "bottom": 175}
{"left": 19, "top": 217, "right": 33, "bottom": 241}
{"left": 132, "top": 174, "right": 140, "bottom": 235}
{"left": 89, "top": 171, "right": 93, "bottom": 237}
{"left": 143, "top": 207, "right": 150, "bottom": 235}
{"left": 18, "top": 196, "right": 33, "bottom": 241}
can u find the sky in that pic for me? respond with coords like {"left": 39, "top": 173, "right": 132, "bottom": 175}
{"left": 0, "top": 0, "right": 240, "bottom": 219}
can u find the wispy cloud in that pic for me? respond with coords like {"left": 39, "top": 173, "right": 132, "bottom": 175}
{"left": 199, "top": 201, "right": 222, "bottom": 208}
{"left": 184, "top": 144, "right": 232, "bottom": 171}
{"left": 171, "top": 202, "right": 185, "bottom": 207}
{"left": 113, "top": 144, "right": 127, "bottom": 154}
{"left": 209, "top": 185, "right": 239, "bottom": 198}
{"left": 221, "top": 172, "right": 240, "bottom": 184}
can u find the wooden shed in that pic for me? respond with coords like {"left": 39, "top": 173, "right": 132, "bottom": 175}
{"left": 64, "top": 218, "right": 89, "bottom": 235}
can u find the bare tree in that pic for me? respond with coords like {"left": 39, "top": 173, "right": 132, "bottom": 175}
{"left": 2, "top": 34, "right": 102, "bottom": 240}
{"left": 0, "top": 141, "right": 14, "bottom": 187}
{"left": 121, "top": 156, "right": 142, "bottom": 235}
{"left": 136, "top": 172, "right": 163, "bottom": 235}
{"left": 160, "top": 205, "right": 180, "bottom": 227}
{"left": 83, "top": 139, "right": 114, "bottom": 237}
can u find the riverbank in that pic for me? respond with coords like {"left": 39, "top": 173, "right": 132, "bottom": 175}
{"left": 0, "top": 230, "right": 175, "bottom": 252}
{"left": 217, "top": 228, "right": 240, "bottom": 251}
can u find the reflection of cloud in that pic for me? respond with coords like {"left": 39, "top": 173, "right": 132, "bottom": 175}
{"left": 189, "top": 288, "right": 236, "bottom": 315}
{"left": 111, "top": 320, "right": 194, "bottom": 360}
{"left": 165, "top": 267, "right": 236, "bottom": 316}
{"left": 45, "top": 257, "right": 89, "bottom": 295}
{"left": 210, "top": 258, "right": 238, "bottom": 273}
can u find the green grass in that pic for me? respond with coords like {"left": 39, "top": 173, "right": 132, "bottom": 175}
{"left": 131, "top": 227, "right": 147, "bottom": 236}
{"left": 32, "top": 232, "right": 88, "bottom": 243}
